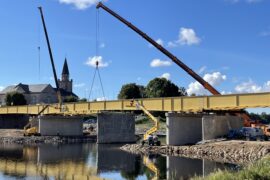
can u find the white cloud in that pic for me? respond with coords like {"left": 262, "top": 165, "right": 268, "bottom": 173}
{"left": 58, "top": 0, "right": 101, "bottom": 10}
{"left": 149, "top": 38, "right": 164, "bottom": 47}
{"left": 221, "top": 91, "right": 232, "bottom": 95}
{"left": 96, "top": 97, "right": 106, "bottom": 101}
{"left": 85, "top": 56, "right": 109, "bottom": 68}
{"left": 235, "top": 80, "right": 270, "bottom": 93}
{"left": 187, "top": 72, "right": 227, "bottom": 95}
{"left": 0, "top": 86, "right": 4, "bottom": 91}
{"left": 167, "top": 41, "right": 178, "bottom": 48}
{"left": 160, "top": 73, "right": 171, "bottom": 80}
{"left": 265, "top": 81, "right": 270, "bottom": 91}
{"left": 156, "top": 38, "right": 164, "bottom": 46}
{"left": 178, "top": 28, "right": 201, "bottom": 45}
{"left": 167, "top": 27, "right": 201, "bottom": 47}
{"left": 74, "top": 83, "right": 86, "bottom": 88}
{"left": 150, "top": 59, "right": 172, "bottom": 67}
{"left": 198, "top": 66, "right": 207, "bottom": 74}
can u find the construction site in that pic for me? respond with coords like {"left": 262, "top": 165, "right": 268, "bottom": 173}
{"left": 0, "top": 1, "right": 270, "bottom": 180}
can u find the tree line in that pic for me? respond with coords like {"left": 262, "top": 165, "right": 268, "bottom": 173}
{"left": 118, "top": 77, "right": 187, "bottom": 99}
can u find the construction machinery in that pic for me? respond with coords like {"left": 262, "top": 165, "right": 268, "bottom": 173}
{"left": 38, "top": 6, "right": 62, "bottom": 108}
{"left": 24, "top": 7, "right": 65, "bottom": 136}
{"left": 23, "top": 124, "right": 39, "bottom": 136}
{"left": 251, "top": 124, "right": 270, "bottom": 140}
{"left": 130, "top": 100, "right": 161, "bottom": 146}
{"left": 96, "top": 2, "right": 256, "bottom": 127}
{"left": 23, "top": 105, "right": 50, "bottom": 136}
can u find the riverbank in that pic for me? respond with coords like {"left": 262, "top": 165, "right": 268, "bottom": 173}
{"left": 0, "top": 129, "right": 96, "bottom": 144}
{"left": 121, "top": 140, "right": 270, "bottom": 165}
{"left": 192, "top": 155, "right": 270, "bottom": 180}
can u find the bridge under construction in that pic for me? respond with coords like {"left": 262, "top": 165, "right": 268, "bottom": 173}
{"left": 0, "top": 92, "right": 269, "bottom": 115}
{"left": 0, "top": 3, "right": 269, "bottom": 146}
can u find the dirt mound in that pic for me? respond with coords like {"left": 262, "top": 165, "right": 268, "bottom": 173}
{"left": 121, "top": 140, "right": 270, "bottom": 165}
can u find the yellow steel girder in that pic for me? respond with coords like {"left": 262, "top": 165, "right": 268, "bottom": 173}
{"left": 0, "top": 92, "right": 269, "bottom": 115}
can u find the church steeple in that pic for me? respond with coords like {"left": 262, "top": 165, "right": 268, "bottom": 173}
{"left": 58, "top": 58, "right": 73, "bottom": 93}
{"left": 62, "top": 58, "right": 70, "bottom": 76}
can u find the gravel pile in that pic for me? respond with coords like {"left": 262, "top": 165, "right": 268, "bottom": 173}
{"left": 121, "top": 140, "right": 270, "bottom": 165}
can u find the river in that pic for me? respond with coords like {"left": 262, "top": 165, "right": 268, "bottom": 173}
{"left": 0, "top": 143, "right": 238, "bottom": 179}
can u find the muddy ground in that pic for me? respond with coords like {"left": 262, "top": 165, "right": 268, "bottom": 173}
{"left": 121, "top": 140, "right": 270, "bottom": 165}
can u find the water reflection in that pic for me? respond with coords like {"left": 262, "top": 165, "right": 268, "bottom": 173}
{"left": 0, "top": 143, "right": 237, "bottom": 180}
{"left": 167, "top": 156, "right": 238, "bottom": 179}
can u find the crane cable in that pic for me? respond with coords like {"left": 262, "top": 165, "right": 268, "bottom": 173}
{"left": 88, "top": 8, "right": 106, "bottom": 101}
{"left": 38, "top": 46, "right": 41, "bottom": 80}
{"left": 37, "top": 12, "right": 41, "bottom": 80}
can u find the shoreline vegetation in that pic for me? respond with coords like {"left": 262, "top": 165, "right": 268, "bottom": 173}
{"left": 193, "top": 155, "right": 270, "bottom": 180}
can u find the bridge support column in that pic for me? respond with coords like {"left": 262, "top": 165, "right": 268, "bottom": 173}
{"left": 97, "top": 112, "right": 135, "bottom": 144}
{"left": 39, "top": 115, "right": 83, "bottom": 136}
{"left": 202, "top": 115, "right": 243, "bottom": 141}
{"left": 166, "top": 113, "right": 202, "bottom": 146}
{"left": 0, "top": 115, "right": 29, "bottom": 129}
{"left": 166, "top": 113, "right": 243, "bottom": 145}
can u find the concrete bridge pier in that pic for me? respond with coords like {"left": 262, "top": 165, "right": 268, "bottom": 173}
{"left": 97, "top": 112, "right": 135, "bottom": 144}
{"left": 38, "top": 115, "right": 83, "bottom": 136}
{"left": 166, "top": 113, "right": 243, "bottom": 146}
{"left": 0, "top": 115, "right": 29, "bottom": 129}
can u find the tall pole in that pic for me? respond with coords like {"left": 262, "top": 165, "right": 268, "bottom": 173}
{"left": 38, "top": 7, "right": 62, "bottom": 106}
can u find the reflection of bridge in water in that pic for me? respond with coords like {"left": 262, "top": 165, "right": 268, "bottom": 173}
{"left": 0, "top": 160, "right": 98, "bottom": 180}
{"left": 0, "top": 143, "right": 237, "bottom": 179}
{"left": 0, "top": 144, "right": 100, "bottom": 180}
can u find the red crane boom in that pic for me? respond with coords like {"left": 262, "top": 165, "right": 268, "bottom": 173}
{"left": 96, "top": 2, "right": 252, "bottom": 126}
{"left": 96, "top": 2, "right": 220, "bottom": 95}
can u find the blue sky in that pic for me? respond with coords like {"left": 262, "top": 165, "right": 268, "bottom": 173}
{"left": 0, "top": 0, "right": 270, "bottom": 107}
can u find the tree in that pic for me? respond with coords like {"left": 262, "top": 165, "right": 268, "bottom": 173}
{"left": 5, "top": 92, "right": 27, "bottom": 106}
{"left": 145, "top": 78, "right": 187, "bottom": 98}
{"left": 78, "top": 98, "right": 87, "bottom": 102}
{"left": 63, "top": 96, "right": 78, "bottom": 103}
{"left": 118, "top": 83, "right": 143, "bottom": 99}
{"left": 138, "top": 85, "right": 146, "bottom": 98}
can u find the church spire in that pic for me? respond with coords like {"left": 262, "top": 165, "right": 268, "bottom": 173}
{"left": 59, "top": 57, "right": 73, "bottom": 93}
{"left": 62, "top": 58, "right": 69, "bottom": 75}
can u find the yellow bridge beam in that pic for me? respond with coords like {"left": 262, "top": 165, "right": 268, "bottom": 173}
{"left": 0, "top": 92, "right": 269, "bottom": 115}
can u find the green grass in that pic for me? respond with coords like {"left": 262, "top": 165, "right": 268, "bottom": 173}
{"left": 192, "top": 155, "right": 270, "bottom": 180}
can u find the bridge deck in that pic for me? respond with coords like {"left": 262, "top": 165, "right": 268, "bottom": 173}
{"left": 0, "top": 92, "right": 269, "bottom": 115}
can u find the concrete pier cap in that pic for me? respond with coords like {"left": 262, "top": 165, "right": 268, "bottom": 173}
{"left": 166, "top": 112, "right": 243, "bottom": 146}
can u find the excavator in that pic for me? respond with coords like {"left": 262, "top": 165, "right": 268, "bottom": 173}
{"left": 96, "top": 2, "right": 263, "bottom": 130}
{"left": 24, "top": 7, "right": 63, "bottom": 136}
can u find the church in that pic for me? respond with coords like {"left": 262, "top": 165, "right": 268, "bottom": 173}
{"left": 0, "top": 59, "right": 78, "bottom": 105}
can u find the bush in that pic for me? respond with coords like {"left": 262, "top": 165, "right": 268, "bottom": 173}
{"left": 5, "top": 92, "right": 27, "bottom": 106}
